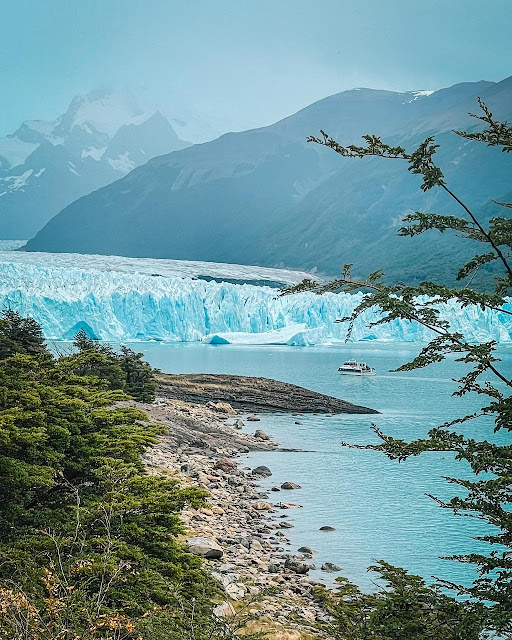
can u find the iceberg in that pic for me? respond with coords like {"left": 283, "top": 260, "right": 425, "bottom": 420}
{"left": 0, "top": 255, "right": 511, "bottom": 346}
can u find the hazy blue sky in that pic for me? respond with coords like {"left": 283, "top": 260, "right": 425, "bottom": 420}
{"left": 1, "top": 0, "right": 511, "bottom": 136}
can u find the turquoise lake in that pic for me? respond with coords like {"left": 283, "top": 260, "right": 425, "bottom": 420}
{"left": 124, "top": 341, "right": 511, "bottom": 591}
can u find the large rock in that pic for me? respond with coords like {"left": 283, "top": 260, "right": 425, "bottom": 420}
{"left": 319, "top": 525, "right": 336, "bottom": 532}
{"left": 214, "top": 458, "right": 238, "bottom": 473}
{"left": 186, "top": 537, "right": 223, "bottom": 559}
{"left": 321, "top": 562, "right": 342, "bottom": 572}
{"left": 284, "top": 556, "right": 310, "bottom": 574}
{"left": 254, "top": 429, "right": 270, "bottom": 440}
{"left": 213, "top": 601, "right": 236, "bottom": 618}
{"left": 281, "top": 481, "right": 301, "bottom": 490}
{"left": 297, "top": 546, "right": 316, "bottom": 555}
{"left": 207, "top": 401, "right": 237, "bottom": 414}
{"left": 254, "top": 501, "right": 273, "bottom": 511}
{"left": 251, "top": 465, "right": 272, "bottom": 478}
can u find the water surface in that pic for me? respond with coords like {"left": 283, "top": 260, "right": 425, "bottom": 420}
{"left": 127, "top": 341, "right": 511, "bottom": 590}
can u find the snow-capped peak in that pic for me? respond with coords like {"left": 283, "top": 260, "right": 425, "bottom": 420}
{"left": 64, "top": 88, "right": 151, "bottom": 137}
{"left": 405, "top": 89, "right": 438, "bottom": 102}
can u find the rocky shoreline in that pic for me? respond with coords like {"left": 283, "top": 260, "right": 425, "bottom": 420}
{"left": 131, "top": 375, "right": 366, "bottom": 638}
{"left": 157, "top": 372, "right": 379, "bottom": 414}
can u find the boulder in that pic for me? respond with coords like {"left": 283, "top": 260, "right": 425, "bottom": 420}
{"left": 251, "top": 465, "right": 272, "bottom": 478}
{"left": 297, "top": 546, "right": 316, "bottom": 555}
{"left": 207, "top": 401, "right": 237, "bottom": 414}
{"left": 321, "top": 562, "right": 342, "bottom": 572}
{"left": 284, "top": 556, "right": 310, "bottom": 574}
{"left": 319, "top": 526, "right": 336, "bottom": 532}
{"left": 225, "top": 582, "right": 246, "bottom": 600}
{"left": 246, "top": 415, "right": 261, "bottom": 422}
{"left": 213, "top": 601, "right": 236, "bottom": 618}
{"left": 281, "top": 481, "right": 301, "bottom": 490}
{"left": 254, "top": 429, "right": 270, "bottom": 440}
{"left": 253, "top": 501, "right": 273, "bottom": 511}
{"left": 186, "top": 537, "right": 223, "bottom": 559}
{"left": 233, "top": 419, "right": 244, "bottom": 429}
{"left": 214, "top": 458, "right": 238, "bottom": 473}
{"left": 278, "top": 502, "right": 302, "bottom": 509}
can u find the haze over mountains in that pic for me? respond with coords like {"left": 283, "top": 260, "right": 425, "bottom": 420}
{"left": 0, "top": 89, "right": 223, "bottom": 238}
{"left": 21, "top": 77, "right": 512, "bottom": 285}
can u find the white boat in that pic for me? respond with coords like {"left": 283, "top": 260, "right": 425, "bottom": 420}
{"left": 338, "top": 359, "right": 376, "bottom": 376}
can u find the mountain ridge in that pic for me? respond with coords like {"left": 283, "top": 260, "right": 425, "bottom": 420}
{"left": 0, "top": 89, "right": 192, "bottom": 238}
{"left": 23, "top": 77, "right": 512, "bottom": 286}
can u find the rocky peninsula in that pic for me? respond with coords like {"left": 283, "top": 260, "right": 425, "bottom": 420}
{"left": 157, "top": 372, "right": 379, "bottom": 414}
{"left": 128, "top": 375, "right": 377, "bottom": 638}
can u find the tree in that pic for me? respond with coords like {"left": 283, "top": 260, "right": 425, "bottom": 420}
{"left": 319, "top": 562, "right": 485, "bottom": 640}
{"left": 284, "top": 100, "right": 512, "bottom": 635}
{"left": 0, "top": 309, "right": 48, "bottom": 358}
{"left": 118, "top": 346, "right": 158, "bottom": 403}
{"left": 73, "top": 331, "right": 157, "bottom": 401}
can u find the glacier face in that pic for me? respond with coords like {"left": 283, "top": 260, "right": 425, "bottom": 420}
{"left": 0, "top": 256, "right": 511, "bottom": 345}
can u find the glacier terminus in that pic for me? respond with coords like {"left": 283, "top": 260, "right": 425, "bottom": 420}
{"left": 1, "top": 250, "right": 511, "bottom": 346}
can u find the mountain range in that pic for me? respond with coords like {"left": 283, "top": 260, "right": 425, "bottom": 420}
{"left": 0, "top": 89, "right": 196, "bottom": 238}
{"left": 22, "top": 77, "right": 512, "bottom": 286}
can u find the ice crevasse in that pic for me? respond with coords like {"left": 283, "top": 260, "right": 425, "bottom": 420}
{"left": 1, "top": 260, "right": 511, "bottom": 345}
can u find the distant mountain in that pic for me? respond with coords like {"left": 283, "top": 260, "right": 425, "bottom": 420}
{"left": 24, "top": 77, "right": 512, "bottom": 286}
{"left": 0, "top": 89, "right": 191, "bottom": 238}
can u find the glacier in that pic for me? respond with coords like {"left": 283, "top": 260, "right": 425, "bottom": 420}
{"left": 0, "top": 253, "right": 511, "bottom": 345}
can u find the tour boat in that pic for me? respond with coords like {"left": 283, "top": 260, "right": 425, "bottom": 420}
{"left": 338, "top": 360, "right": 376, "bottom": 376}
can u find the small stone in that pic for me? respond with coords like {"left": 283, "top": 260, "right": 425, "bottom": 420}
{"left": 211, "top": 506, "right": 225, "bottom": 514}
{"left": 319, "top": 526, "right": 336, "bottom": 532}
{"left": 279, "top": 521, "right": 293, "bottom": 529}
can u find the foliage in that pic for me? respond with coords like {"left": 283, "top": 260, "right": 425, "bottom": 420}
{"left": 319, "top": 562, "right": 486, "bottom": 640}
{"left": 282, "top": 101, "right": 512, "bottom": 635}
{"left": 0, "top": 308, "right": 48, "bottom": 359}
{"left": 119, "top": 345, "right": 158, "bottom": 403}
{"left": 73, "top": 329, "right": 158, "bottom": 402}
{"left": 0, "top": 319, "right": 250, "bottom": 639}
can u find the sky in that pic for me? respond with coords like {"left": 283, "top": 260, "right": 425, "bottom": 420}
{"left": 1, "top": 0, "right": 511, "bottom": 136}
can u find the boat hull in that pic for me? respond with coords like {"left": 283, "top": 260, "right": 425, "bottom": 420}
{"left": 338, "top": 371, "right": 376, "bottom": 376}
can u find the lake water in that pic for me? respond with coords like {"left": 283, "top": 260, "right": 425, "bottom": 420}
{"left": 125, "top": 341, "right": 511, "bottom": 591}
